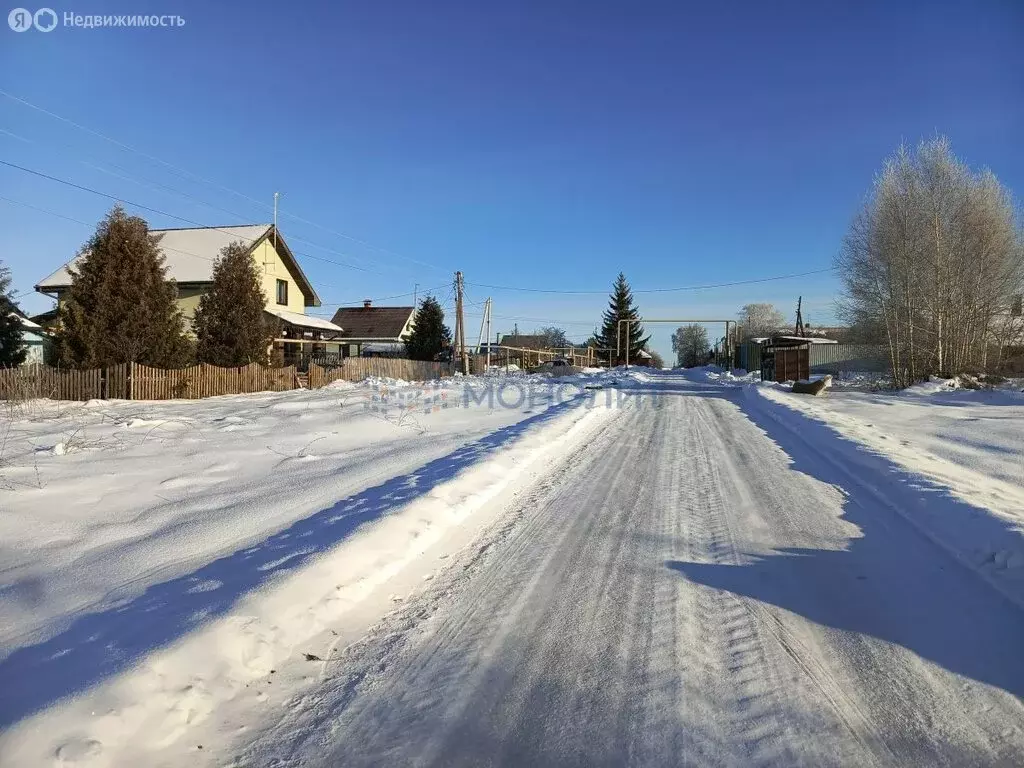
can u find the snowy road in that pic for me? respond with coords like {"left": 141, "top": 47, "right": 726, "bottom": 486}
{"left": 242, "top": 374, "right": 1024, "bottom": 767}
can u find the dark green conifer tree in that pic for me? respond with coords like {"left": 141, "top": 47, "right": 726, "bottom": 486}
{"left": 596, "top": 273, "right": 649, "bottom": 363}
{"left": 404, "top": 295, "right": 451, "bottom": 361}
{"left": 194, "top": 242, "right": 272, "bottom": 366}
{"left": 57, "top": 206, "right": 190, "bottom": 368}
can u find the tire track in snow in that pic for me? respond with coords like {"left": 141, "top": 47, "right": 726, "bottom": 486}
{"left": 689, "top": 398, "right": 891, "bottom": 767}
{"left": 679, "top": 397, "right": 806, "bottom": 767}
{"left": 234, "top": 403, "right": 631, "bottom": 765}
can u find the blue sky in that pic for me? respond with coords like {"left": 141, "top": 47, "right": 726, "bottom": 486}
{"left": 2, "top": 0, "right": 1022, "bottom": 358}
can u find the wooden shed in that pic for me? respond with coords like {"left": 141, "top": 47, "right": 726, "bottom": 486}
{"left": 759, "top": 337, "right": 811, "bottom": 382}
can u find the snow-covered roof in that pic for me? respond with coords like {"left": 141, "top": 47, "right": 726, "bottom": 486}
{"left": 757, "top": 335, "right": 838, "bottom": 345}
{"left": 35, "top": 225, "right": 321, "bottom": 306}
{"left": 11, "top": 312, "right": 42, "bottom": 331}
{"left": 266, "top": 308, "right": 343, "bottom": 333}
{"left": 775, "top": 335, "right": 838, "bottom": 344}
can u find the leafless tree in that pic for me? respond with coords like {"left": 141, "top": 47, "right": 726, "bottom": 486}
{"left": 672, "top": 324, "right": 710, "bottom": 367}
{"left": 534, "top": 326, "right": 570, "bottom": 349}
{"left": 737, "top": 304, "right": 786, "bottom": 340}
{"left": 837, "top": 137, "right": 1024, "bottom": 386}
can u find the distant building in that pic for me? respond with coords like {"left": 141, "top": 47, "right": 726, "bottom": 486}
{"left": 12, "top": 312, "right": 50, "bottom": 365}
{"left": 633, "top": 349, "right": 654, "bottom": 366}
{"left": 330, "top": 301, "right": 416, "bottom": 358}
{"left": 498, "top": 334, "right": 549, "bottom": 349}
{"left": 804, "top": 325, "right": 851, "bottom": 342}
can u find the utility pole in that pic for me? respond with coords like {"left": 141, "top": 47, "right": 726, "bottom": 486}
{"left": 483, "top": 298, "right": 492, "bottom": 368}
{"left": 451, "top": 272, "right": 460, "bottom": 371}
{"left": 475, "top": 298, "right": 488, "bottom": 355}
{"left": 413, "top": 282, "right": 419, "bottom": 307}
{"left": 455, "top": 271, "right": 469, "bottom": 374}
{"left": 794, "top": 296, "right": 805, "bottom": 337}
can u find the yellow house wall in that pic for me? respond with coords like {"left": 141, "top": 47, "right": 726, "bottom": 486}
{"left": 250, "top": 239, "right": 306, "bottom": 314}
{"left": 176, "top": 286, "right": 205, "bottom": 323}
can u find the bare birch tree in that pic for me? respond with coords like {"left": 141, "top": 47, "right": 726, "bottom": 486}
{"left": 737, "top": 304, "right": 786, "bottom": 340}
{"left": 837, "top": 137, "right": 1024, "bottom": 387}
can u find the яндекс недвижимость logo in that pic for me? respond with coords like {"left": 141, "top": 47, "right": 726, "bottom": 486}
{"left": 8, "top": 7, "right": 57, "bottom": 31}
{"left": 8, "top": 8, "right": 184, "bottom": 31}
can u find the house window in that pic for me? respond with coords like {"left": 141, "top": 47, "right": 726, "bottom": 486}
{"left": 276, "top": 279, "right": 288, "bottom": 306}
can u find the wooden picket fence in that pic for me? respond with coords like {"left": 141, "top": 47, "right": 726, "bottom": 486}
{"left": 0, "top": 364, "right": 105, "bottom": 401}
{"left": 128, "top": 363, "right": 298, "bottom": 400}
{"left": 107, "top": 363, "right": 130, "bottom": 400}
{"left": 1, "top": 362, "right": 299, "bottom": 402}
{"left": 309, "top": 358, "right": 451, "bottom": 387}
{"left": 3, "top": 359, "right": 454, "bottom": 402}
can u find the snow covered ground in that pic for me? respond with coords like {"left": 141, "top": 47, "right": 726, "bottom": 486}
{"left": 755, "top": 377, "right": 1024, "bottom": 602}
{"left": 0, "top": 377, "right": 597, "bottom": 648}
{"left": 2, "top": 368, "right": 1023, "bottom": 766}
{"left": 0, "top": 373, "right": 621, "bottom": 766}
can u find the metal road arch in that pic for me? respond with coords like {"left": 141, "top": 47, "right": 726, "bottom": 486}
{"left": 616, "top": 318, "right": 734, "bottom": 369}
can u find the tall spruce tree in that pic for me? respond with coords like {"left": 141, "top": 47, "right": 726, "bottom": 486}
{"left": 404, "top": 295, "right": 451, "bottom": 361}
{"left": 193, "top": 242, "right": 272, "bottom": 366}
{"left": 597, "top": 273, "right": 649, "bottom": 363}
{"left": 0, "top": 261, "right": 27, "bottom": 367}
{"left": 57, "top": 207, "right": 190, "bottom": 368}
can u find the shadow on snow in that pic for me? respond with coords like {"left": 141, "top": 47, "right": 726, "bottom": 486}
{"left": 668, "top": 389, "right": 1024, "bottom": 699}
{"left": 0, "top": 398, "right": 583, "bottom": 728}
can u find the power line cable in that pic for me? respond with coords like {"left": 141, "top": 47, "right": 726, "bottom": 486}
{"left": 2, "top": 92, "right": 840, "bottom": 289}
{"left": 316, "top": 283, "right": 448, "bottom": 308}
{"left": 466, "top": 267, "right": 835, "bottom": 295}
{"left": 0, "top": 129, "right": 410, "bottom": 276}
{"left": 0, "top": 88, "right": 445, "bottom": 274}
{"left": 0, "top": 193, "right": 252, "bottom": 272}
{"left": 0, "top": 195, "right": 91, "bottom": 226}
{"left": 0, "top": 159, "right": 398, "bottom": 277}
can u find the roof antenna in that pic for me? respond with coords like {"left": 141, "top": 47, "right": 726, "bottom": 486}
{"left": 273, "top": 191, "right": 280, "bottom": 251}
